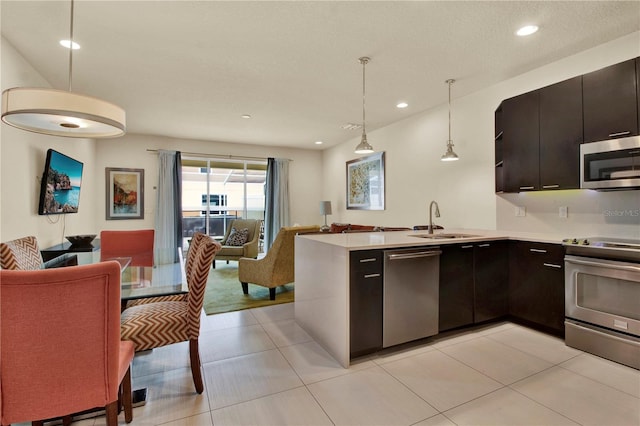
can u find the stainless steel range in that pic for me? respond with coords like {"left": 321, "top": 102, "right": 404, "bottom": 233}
{"left": 563, "top": 237, "right": 640, "bottom": 369}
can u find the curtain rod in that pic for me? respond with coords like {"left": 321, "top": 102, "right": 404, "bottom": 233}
{"left": 146, "top": 149, "right": 292, "bottom": 162}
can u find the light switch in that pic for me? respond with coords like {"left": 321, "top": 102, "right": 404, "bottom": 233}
{"left": 515, "top": 206, "right": 526, "bottom": 217}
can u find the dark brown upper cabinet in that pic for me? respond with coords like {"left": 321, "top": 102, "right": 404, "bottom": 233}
{"left": 637, "top": 58, "right": 640, "bottom": 135}
{"left": 539, "top": 76, "right": 583, "bottom": 190}
{"left": 502, "top": 91, "right": 539, "bottom": 192}
{"left": 583, "top": 58, "right": 639, "bottom": 143}
{"left": 494, "top": 104, "right": 504, "bottom": 193}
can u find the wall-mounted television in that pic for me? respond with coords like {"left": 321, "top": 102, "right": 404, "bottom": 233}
{"left": 38, "top": 149, "right": 84, "bottom": 215}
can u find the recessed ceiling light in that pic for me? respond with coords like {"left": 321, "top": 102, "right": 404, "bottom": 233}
{"left": 516, "top": 25, "right": 539, "bottom": 37}
{"left": 241, "top": 114, "right": 251, "bottom": 119}
{"left": 315, "top": 141, "right": 323, "bottom": 145}
{"left": 59, "top": 39, "right": 80, "bottom": 50}
{"left": 396, "top": 102, "right": 408, "bottom": 109}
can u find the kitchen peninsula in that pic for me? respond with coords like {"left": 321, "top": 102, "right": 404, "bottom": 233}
{"left": 294, "top": 229, "right": 565, "bottom": 368}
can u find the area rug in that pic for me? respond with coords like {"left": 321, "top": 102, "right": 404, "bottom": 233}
{"left": 203, "top": 261, "right": 294, "bottom": 315}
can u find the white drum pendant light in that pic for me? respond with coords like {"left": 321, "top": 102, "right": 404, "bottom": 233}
{"left": 1, "top": 0, "right": 126, "bottom": 138}
{"left": 441, "top": 79, "right": 459, "bottom": 161}
{"left": 354, "top": 57, "right": 374, "bottom": 154}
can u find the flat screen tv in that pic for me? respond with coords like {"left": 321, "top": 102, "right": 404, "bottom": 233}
{"left": 38, "top": 149, "right": 84, "bottom": 215}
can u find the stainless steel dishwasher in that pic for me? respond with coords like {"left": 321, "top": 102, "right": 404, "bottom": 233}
{"left": 383, "top": 247, "right": 441, "bottom": 347}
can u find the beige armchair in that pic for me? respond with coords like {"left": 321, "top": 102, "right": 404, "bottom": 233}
{"left": 214, "top": 219, "right": 261, "bottom": 267}
{"left": 238, "top": 225, "right": 320, "bottom": 300}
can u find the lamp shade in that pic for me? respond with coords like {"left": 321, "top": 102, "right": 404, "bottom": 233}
{"left": 319, "top": 201, "right": 332, "bottom": 215}
{"left": 1, "top": 87, "right": 126, "bottom": 138}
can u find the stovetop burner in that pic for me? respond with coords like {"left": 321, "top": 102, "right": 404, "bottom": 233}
{"left": 563, "top": 237, "right": 640, "bottom": 262}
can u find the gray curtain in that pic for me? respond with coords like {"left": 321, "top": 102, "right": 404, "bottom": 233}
{"left": 155, "top": 150, "right": 182, "bottom": 264}
{"left": 264, "top": 157, "right": 290, "bottom": 250}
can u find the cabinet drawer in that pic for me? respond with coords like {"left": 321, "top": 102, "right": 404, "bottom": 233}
{"left": 520, "top": 242, "right": 564, "bottom": 267}
{"left": 350, "top": 250, "right": 383, "bottom": 274}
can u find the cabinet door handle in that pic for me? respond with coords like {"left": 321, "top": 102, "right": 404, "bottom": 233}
{"left": 359, "top": 258, "right": 377, "bottom": 263}
{"left": 363, "top": 273, "right": 381, "bottom": 278}
{"left": 530, "top": 248, "right": 547, "bottom": 253}
{"left": 543, "top": 263, "right": 562, "bottom": 269}
{"left": 477, "top": 243, "right": 491, "bottom": 248}
{"left": 519, "top": 186, "right": 535, "bottom": 190}
{"left": 609, "top": 131, "right": 630, "bottom": 138}
{"left": 461, "top": 245, "right": 474, "bottom": 249}
{"left": 542, "top": 184, "right": 559, "bottom": 189}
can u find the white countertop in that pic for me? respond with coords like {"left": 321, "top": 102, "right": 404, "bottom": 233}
{"left": 297, "top": 228, "right": 566, "bottom": 250}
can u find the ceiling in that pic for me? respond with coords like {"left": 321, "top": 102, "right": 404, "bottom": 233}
{"left": 2, "top": 1, "right": 639, "bottom": 150}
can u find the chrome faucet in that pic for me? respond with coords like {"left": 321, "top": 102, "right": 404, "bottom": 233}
{"left": 428, "top": 200, "right": 441, "bottom": 234}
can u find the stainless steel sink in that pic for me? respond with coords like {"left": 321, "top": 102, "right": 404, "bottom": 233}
{"left": 410, "top": 233, "right": 481, "bottom": 240}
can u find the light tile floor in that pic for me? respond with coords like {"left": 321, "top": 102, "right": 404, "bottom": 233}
{"left": 78, "top": 303, "right": 640, "bottom": 425}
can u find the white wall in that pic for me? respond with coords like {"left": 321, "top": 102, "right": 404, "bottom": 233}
{"left": 2, "top": 36, "right": 323, "bottom": 250}
{"left": 1, "top": 38, "right": 98, "bottom": 249}
{"left": 323, "top": 32, "right": 640, "bottom": 239}
{"left": 94, "top": 133, "right": 323, "bottom": 232}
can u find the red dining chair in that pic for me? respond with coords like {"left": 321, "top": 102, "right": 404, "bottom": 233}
{"left": 0, "top": 261, "right": 134, "bottom": 426}
{"left": 100, "top": 229, "right": 155, "bottom": 267}
{"left": 120, "top": 237, "right": 221, "bottom": 393}
{"left": 0, "top": 235, "right": 43, "bottom": 270}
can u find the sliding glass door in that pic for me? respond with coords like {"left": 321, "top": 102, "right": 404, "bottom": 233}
{"left": 181, "top": 157, "right": 266, "bottom": 246}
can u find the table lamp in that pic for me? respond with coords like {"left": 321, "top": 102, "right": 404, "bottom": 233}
{"left": 320, "top": 201, "right": 332, "bottom": 232}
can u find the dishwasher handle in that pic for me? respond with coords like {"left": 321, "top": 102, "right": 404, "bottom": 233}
{"left": 386, "top": 250, "right": 442, "bottom": 261}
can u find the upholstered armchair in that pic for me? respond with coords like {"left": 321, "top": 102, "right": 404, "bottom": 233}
{"left": 238, "top": 225, "right": 320, "bottom": 300}
{"left": 120, "top": 238, "right": 221, "bottom": 394}
{"left": 0, "top": 261, "right": 134, "bottom": 425}
{"left": 100, "top": 229, "right": 155, "bottom": 267}
{"left": 0, "top": 235, "right": 43, "bottom": 270}
{"left": 214, "top": 219, "right": 261, "bottom": 267}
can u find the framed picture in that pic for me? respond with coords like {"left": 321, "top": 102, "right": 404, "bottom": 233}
{"left": 346, "top": 151, "right": 385, "bottom": 210}
{"left": 105, "top": 167, "right": 144, "bottom": 220}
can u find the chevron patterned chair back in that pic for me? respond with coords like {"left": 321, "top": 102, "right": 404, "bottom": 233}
{"left": 120, "top": 237, "right": 221, "bottom": 394}
{"left": 0, "top": 235, "right": 43, "bottom": 270}
{"left": 123, "top": 232, "right": 210, "bottom": 309}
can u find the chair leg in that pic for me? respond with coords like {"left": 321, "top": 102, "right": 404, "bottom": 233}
{"left": 105, "top": 401, "right": 119, "bottom": 426}
{"left": 241, "top": 282, "right": 249, "bottom": 295}
{"left": 269, "top": 288, "right": 276, "bottom": 301}
{"left": 122, "top": 366, "right": 133, "bottom": 423}
{"left": 189, "top": 339, "right": 204, "bottom": 394}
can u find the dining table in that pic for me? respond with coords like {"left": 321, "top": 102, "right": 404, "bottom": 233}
{"left": 42, "top": 248, "right": 188, "bottom": 302}
{"left": 41, "top": 247, "right": 187, "bottom": 412}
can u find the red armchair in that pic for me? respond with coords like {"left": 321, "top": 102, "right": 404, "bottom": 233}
{"left": 100, "top": 229, "right": 155, "bottom": 267}
{"left": 0, "top": 261, "right": 134, "bottom": 425}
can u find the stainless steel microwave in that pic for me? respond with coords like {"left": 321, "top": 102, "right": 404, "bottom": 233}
{"left": 581, "top": 136, "right": 640, "bottom": 190}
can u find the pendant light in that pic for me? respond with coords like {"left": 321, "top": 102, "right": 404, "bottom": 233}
{"left": 1, "top": 0, "right": 126, "bottom": 138}
{"left": 354, "top": 57, "right": 374, "bottom": 154}
{"left": 441, "top": 79, "right": 459, "bottom": 161}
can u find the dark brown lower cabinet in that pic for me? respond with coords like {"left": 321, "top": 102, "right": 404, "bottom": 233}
{"left": 509, "top": 241, "right": 565, "bottom": 335}
{"left": 439, "top": 241, "right": 509, "bottom": 332}
{"left": 439, "top": 244, "right": 474, "bottom": 331}
{"left": 474, "top": 241, "right": 509, "bottom": 323}
{"left": 349, "top": 249, "right": 383, "bottom": 358}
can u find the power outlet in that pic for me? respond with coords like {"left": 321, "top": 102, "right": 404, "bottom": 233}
{"left": 515, "top": 206, "right": 526, "bottom": 217}
{"left": 559, "top": 206, "right": 568, "bottom": 218}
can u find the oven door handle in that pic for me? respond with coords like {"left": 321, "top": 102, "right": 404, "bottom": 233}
{"left": 565, "top": 257, "right": 640, "bottom": 273}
